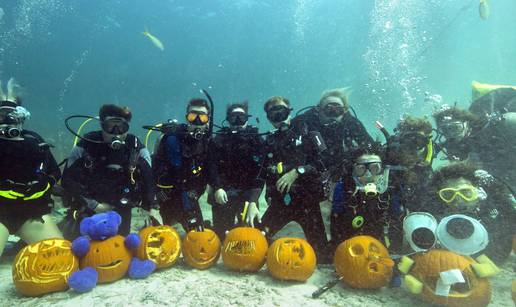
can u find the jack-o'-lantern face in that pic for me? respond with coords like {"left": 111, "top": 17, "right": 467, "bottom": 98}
{"left": 136, "top": 226, "right": 181, "bottom": 269}
{"left": 410, "top": 250, "right": 491, "bottom": 307}
{"left": 182, "top": 229, "right": 221, "bottom": 269}
{"left": 79, "top": 235, "right": 132, "bottom": 283}
{"left": 267, "top": 238, "right": 316, "bottom": 281}
{"left": 222, "top": 227, "right": 268, "bottom": 272}
{"left": 13, "top": 238, "right": 79, "bottom": 296}
{"left": 334, "top": 235, "right": 394, "bottom": 289}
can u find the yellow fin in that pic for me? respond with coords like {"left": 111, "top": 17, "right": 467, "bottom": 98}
{"left": 404, "top": 274, "right": 423, "bottom": 294}
{"left": 398, "top": 256, "right": 414, "bottom": 274}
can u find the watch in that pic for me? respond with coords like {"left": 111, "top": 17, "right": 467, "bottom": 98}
{"left": 297, "top": 166, "right": 306, "bottom": 174}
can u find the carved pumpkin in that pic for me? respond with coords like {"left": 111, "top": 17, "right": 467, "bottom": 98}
{"left": 222, "top": 227, "right": 268, "bottom": 272}
{"left": 334, "top": 235, "right": 394, "bottom": 289}
{"left": 12, "top": 238, "right": 79, "bottom": 296}
{"left": 136, "top": 225, "right": 181, "bottom": 269}
{"left": 79, "top": 235, "right": 132, "bottom": 283}
{"left": 410, "top": 250, "right": 491, "bottom": 307}
{"left": 266, "top": 237, "right": 316, "bottom": 281}
{"left": 182, "top": 228, "right": 221, "bottom": 269}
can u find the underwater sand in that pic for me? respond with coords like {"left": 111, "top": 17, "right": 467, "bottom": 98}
{"left": 0, "top": 201, "right": 514, "bottom": 306}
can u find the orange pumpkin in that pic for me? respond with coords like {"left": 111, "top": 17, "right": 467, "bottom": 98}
{"left": 410, "top": 250, "right": 491, "bottom": 307}
{"left": 79, "top": 235, "right": 132, "bottom": 283}
{"left": 136, "top": 225, "right": 181, "bottom": 269}
{"left": 334, "top": 235, "right": 394, "bottom": 289}
{"left": 12, "top": 238, "right": 79, "bottom": 296}
{"left": 182, "top": 228, "right": 221, "bottom": 269}
{"left": 222, "top": 227, "right": 268, "bottom": 272}
{"left": 266, "top": 237, "right": 316, "bottom": 281}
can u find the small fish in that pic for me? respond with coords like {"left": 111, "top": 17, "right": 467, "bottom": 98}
{"left": 479, "top": 0, "right": 489, "bottom": 20}
{"left": 142, "top": 28, "right": 164, "bottom": 51}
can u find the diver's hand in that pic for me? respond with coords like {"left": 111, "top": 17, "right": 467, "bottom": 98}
{"left": 94, "top": 203, "right": 113, "bottom": 213}
{"left": 276, "top": 169, "right": 299, "bottom": 194}
{"left": 244, "top": 201, "right": 261, "bottom": 228}
{"left": 214, "top": 188, "right": 228, "bottom": 205}
{"left": 149, "top": 208, "right": 164, "bottom": 225}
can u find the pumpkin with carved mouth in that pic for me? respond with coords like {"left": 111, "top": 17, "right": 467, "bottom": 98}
{"left": 136, "top": 225, "right": 181, "bottom": 269}
{"left": 407, "top": 250, "right": 491, "bottom": 307}
{"left": 334, "top": 235, "right": 394, "bottom": 289}
{"left": 222, "top": 227, "right": 268, "bottom": 272}
{"left": 182, "top": 228, "right": 221, "bottom": 269}
{"left": 266, "top": 237, "right": 316, "bottom": 281}
{"left": 79, "top": 235, "right": 132, "bottom": 283}
{"left": 12, "top": 238, "right": 79, "bottom": 296}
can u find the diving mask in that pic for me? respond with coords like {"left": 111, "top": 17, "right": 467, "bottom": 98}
{"left": 266, "top": 105, "right": 291, "bottom": 123}
{"left": 399, "top": 132, "right": 430, "bottom": 150}
{"left": 101, "top": 117, "right": 129, "bottom": 135}
{"left": 227, "top": 111, "right": 250, "bottom": 127}
{"left": 186, "top": 111, "right": 209, "bottom": 125}
{"left": 439, "top": 119, "right": 468, "bottom": 139}
{"left": 321, "top": 102, "right": 346, "bottom": 118}
{"left": 353, "top": 161, "right": 383, "bottom": 177}
{"left": 438, "top": 184, "right": 479, "bottom": 204}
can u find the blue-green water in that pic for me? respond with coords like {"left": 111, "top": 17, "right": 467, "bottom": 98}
{"left": 2, "top": 0, "right": 515, "bottom": 161}
{"left": 1, "top": 1, "right": 516, "bottom": 305}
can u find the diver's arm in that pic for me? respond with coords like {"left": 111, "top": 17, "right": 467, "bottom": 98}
{"left": 61, "top": 146, "right": 92, "bottom": 203}
{"left": 207, "top": 138, "right": 223, "bottom": 192}
{"left": 42, "top": 147, "right": 61, "bottom": 185}
{"left": 138, "top": 148, "right": 159, "bottom": 209}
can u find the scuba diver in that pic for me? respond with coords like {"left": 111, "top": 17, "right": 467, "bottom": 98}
{"left": 258, "top": 96, "right": 330, "bottom": 263}
{"left": 423, "top": 162, "right": 516, "bottom": 264}
{"left": 385, "top": 115, "right": 434, "bottom": 212}
{"left": 330, "top": 144, "right": 405, "bottom": 255}
{"left": 0, "top": 79, "right": 62, "bottom": 258}
{"left": 291, "top": 88, "right": 373, "bottom": 181}
{"left": 61, "top": 104, "right": 158, "bottom": 237}
{"left": 208, "top": 102, "right": 264, "bottom": 239}
{"left": 151, "top": 98, "right": 214, "bottom": 233}
{"left": 434, "top": 88, "right": 516, "bottom": 191}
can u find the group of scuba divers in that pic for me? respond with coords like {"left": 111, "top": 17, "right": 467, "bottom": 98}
{"left": 0, "top": 79, "right": 515, "bottom": 266}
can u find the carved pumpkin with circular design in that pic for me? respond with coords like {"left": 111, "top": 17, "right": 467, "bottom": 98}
{"left": 136, "top": 225, "right": 181, "bottom": 269}
{"left": 182, "top": 228, "right": 221, "bottom": 269}
{"left": 222, "top": 227, "right": 268, "bottom": 272}
{"left": 12, "top": 238, "right": 79, "bottom": 296}
{"left": 410, "top": 250, "right": 491, "bottom": 307}
{"left": 334, "top": 235, "right": 394, "bottom": 289}
{"left": 79, "top": 235, "right": 132, "bottom": 283}
{"left": 267, "top": 237, "right": 316, "bottom": 281}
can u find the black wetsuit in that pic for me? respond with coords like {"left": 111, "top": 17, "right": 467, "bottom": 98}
{"left": 0, "top": 131, "right": 61, "bottom": 233}
{"left": 259, "top": 122, "right": 329, "bottom": 261}
{"left": 62, "top": 131, "right": 156, "bottom": 236}
{"left": 208, "top": 126, "right": 264, "bottom": 239}
{"left": 153, "top": 124, "right": 212, "bottom": 232}
{"left": 292, "top": 108, "right": 373, "bottom": 174}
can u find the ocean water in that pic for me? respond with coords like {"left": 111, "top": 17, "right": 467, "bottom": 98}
{"left": 1, "top": 0, "right": 513, "bottom": 159}
{"left": 0, "top": 0, "right": 515, "bottom": 305}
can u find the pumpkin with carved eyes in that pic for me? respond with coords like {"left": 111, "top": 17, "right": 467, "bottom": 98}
{"left": 409, "top": 250, "right": 491, "bottom": 307}
{"left": 12, "top": 238, "right": 79, "bottom": 296}
{"left": 79, "top": 235, "right": 132, "bottom": 283}
{"left": 136, "top": 225, "right": 181, "bottom": 269}
{"left": 334, "top": 235, "right": 394, "bottom": 289}
{"left": 222, "top": 227, "right": 268, "bottom": 272}
{"left": 182, "top": 228, "right": 221, "bottom": 269}
{"left": 266, "top": 237, "right": 316, "bottom": 281}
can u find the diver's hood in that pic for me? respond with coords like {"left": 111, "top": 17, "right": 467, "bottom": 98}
{"left": 436, "top": 214, "right": 489, "bottom": 256}
{"left": 403, "top": 212, "right": 438, "bottom": 252}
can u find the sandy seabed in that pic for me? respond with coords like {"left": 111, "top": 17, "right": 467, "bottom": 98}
{"left": 0, "top": 201, "right": 514, "bottom": 307}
